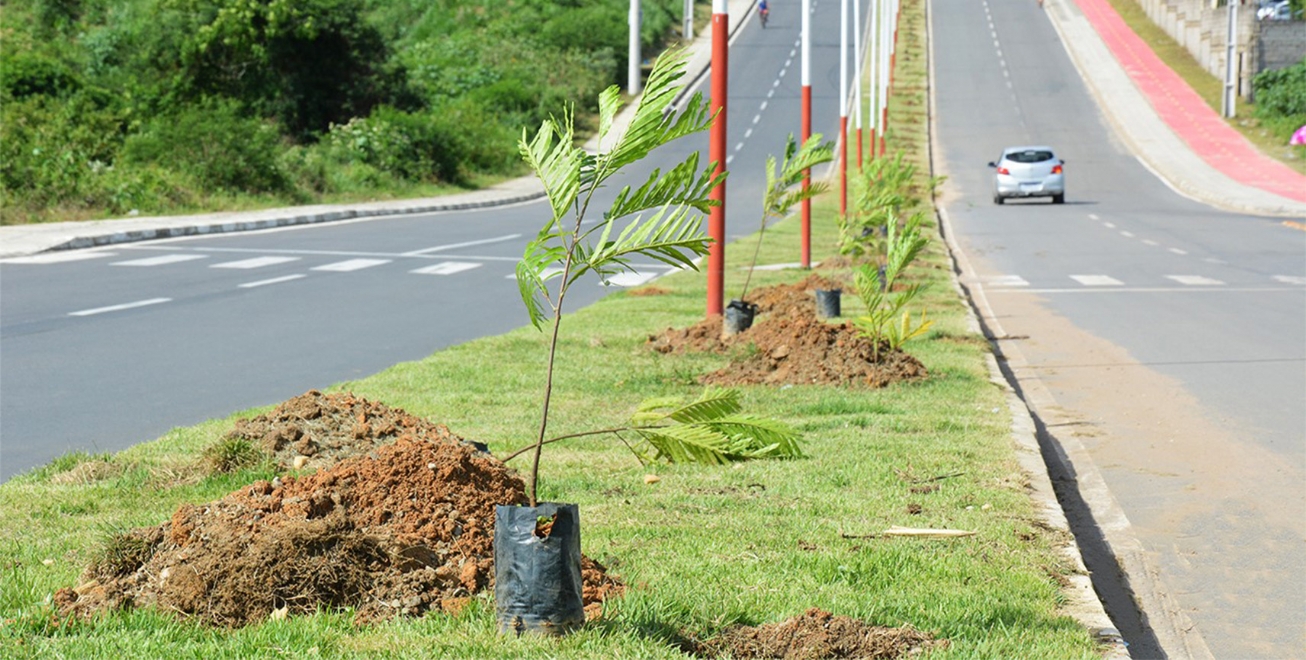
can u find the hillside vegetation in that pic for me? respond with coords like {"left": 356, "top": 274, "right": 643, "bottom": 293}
{"left": 0, "top": 0, "right": 693, "bottom": 224}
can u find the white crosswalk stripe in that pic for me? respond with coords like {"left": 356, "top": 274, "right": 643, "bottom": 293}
{"left": 1070, "top": 275, "right": 1123, "bottom": 286}
{"left": 211, "top": 256, "right": 302, "bottom": 269}
{"left": 111, "top": 254, "right": 208, "bottom": 267}
{"left": 311, "top": 258, "right": 391, "bottom": 272}
{"left": 411, "top": 261, "right": 482, "bottom": 275}
{"left": 987, "top": 275, "right": 1029, "bottom": 287}
{"left": 2, "top": 251, "right": 118, "bottom": 265}
{"left": 1165, "top": 275, "right": 1224, "bottom": 286}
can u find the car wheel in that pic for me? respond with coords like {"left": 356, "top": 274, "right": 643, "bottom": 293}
{"left": 1052, "top": 194, "right": 1065, "bottom": 204}
{"left": 994, "top": 195, "right": 1004, "bottom": 205}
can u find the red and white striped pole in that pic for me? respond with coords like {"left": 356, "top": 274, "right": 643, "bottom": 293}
{"left": 853, "top": 0, "right": 863, "bottom": 172}
{"left": 879, "top": 0, "right": 890, "bottom": 156}
{"left": 838, "top": 0, "right": 848, "bottom": 218}
{"left": 800, "top": 0, "right": 812, "bottom": 269}
{"left": 707, "top": 0, "right": 729, "bottom": 317}
{"left": 868, "top": 0, "right": 878, "bottom": 160}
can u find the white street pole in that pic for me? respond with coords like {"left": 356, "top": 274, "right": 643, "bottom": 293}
{"left": 839, "top": 0, "right": 849, "bottom": 216}
{"left": 629, "top": 0, "right": 642, "bottom": 96}
{"left": 869, "top": 0, "right": 878, "bottom": 158}
{"left": 853, "top": 0, "right": 863, "bottom": 170}
{"left": 684, "top": 0, "right": 693, "bottom": 40}
{"left": 1222, "top": 0, "right": 1237, "bottom": 118}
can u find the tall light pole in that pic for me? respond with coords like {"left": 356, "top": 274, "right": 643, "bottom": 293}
{"left": 801, "top": 0, "right": 812, "bottom": 269}
{"left": 853, "top": 0, "right": 863, "bottom": 172}
{"left": 629, "top": 0, "right": 642, "bottom": 96}
{"left": 1222, "top": 0, "right": 1237, "bottom": 118}
{"left": 839, "top": 0, "right": 848, "bottom": 217}
{"left": 684, "top": 0, "right": 694, "bottom": 40}
{"left": 707, "top": 0, "right": 728, "bottom": 316}
{"left": 868, "top": 0, "right": 878, "bottom": 160}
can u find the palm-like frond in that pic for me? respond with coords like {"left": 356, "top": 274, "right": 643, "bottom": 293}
{"left": 603, "top": 49, "right": 715, "bottom": 178}
{"left": 519, "top": 113, "right": 584, "bottom": 226}
{"left": 628, "top": 389, "right": 803, "bottom": 464}
{"left": 606, "top": 152, "right": 723, "bottom": 221}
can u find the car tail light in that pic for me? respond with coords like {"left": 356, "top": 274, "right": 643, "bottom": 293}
{"left": 997, "top": 166, "right": 1010, "bottom": 175}
{"left": 1052, "top": 164, "right": 1063, "bottom": 174}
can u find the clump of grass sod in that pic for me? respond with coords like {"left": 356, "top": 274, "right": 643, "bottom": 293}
{"left": 0, "top": 0, "right": 1105, "bottom": 657}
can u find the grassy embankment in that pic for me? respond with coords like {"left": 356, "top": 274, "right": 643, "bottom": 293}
{"left": 0, "top": 0, "right": 1108, "bottom": 657}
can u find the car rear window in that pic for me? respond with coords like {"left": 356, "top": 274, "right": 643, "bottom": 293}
{"left": 1006, "top": 150, "right": 1055, "bottom": 163}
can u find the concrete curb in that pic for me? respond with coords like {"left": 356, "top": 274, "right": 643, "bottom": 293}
{"left": 0, "top": 0, "right": 762, "bottom": 261}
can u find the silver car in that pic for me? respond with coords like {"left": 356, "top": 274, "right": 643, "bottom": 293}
{"left": 988, "top": 146, "right": 1065, "bottom": 205}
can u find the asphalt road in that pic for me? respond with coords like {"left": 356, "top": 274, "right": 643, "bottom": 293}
{"left": 931, "top": 0, "right": 1306, "bottom": 657}
{"left": 0, "top": 1, "right": 852, "bottom": 481}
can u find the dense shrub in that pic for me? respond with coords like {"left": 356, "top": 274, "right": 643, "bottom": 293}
{"left": 0, "top": 0, "right": 695, "bottom": 223}
{"left": 1253, "top": 58, "right": 1306, "bottom": 118}
{"left": 121, "top": 101, "right": 289, "bottom": 194}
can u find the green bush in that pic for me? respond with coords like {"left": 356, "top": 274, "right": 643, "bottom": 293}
{"left": 121, "top": 101, "right": 289, "bottom": 194}
{"left": 1253, "top": 57, "right": 1306, "bottom": 118}
{"left": 0, "top": 51, "right": 81, "bottom": 98}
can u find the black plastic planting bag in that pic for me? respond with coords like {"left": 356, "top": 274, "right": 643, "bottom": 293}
{"left": 493, "top": 503, "right": 585, "bottom": 636}
{"left": 723, "top": 299, "right": 758, "bottom": 336}
{"left": 815, "top": 289, "right": 842, "bottom": 319}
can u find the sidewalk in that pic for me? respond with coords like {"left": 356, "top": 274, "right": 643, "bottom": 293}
{"left": 1049, "top": 0, "right": 1306, "bottom": 217}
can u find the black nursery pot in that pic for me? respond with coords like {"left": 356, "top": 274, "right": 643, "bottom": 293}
{"left": 494, "top": 502, "right": 585, "bottom": 636}
{"left": 814, "top": 289, "right": 842, "bottom": 319}
{"left": 723, "top": 299, "right": 758, "bottom": 336}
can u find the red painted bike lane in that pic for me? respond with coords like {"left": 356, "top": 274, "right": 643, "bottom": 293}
{"left": 1070, "top": 0, "right": 1306, "bottom": 204}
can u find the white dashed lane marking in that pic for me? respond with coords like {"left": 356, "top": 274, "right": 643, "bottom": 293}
{"left": 69, "top": 297, "right": 171, "bottom": 317}
{"left": 112, "top": 254, "right": 207, "bottom": 267}
{"left": 311, "top": 258, "right": 391, "bottom": 272}
{"left": 987, "top": 275, "right": 1030, "bottom": 287}
{"left": 239, "top": 274, "right": 306, "bottom": 289}
{"left": 211, "top": 256, "right": 302, "bottom": 269}
{"left": 1274, "top": 275, "right": 1306, "bottom": 285}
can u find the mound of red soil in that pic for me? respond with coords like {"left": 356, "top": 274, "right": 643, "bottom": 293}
{"left": 54, "top": 395, "right": 623, "bottom": 627}
{"left": 702, "top": 313, "right": 927, "bottom": 387}
{"left": 696, "top": 608, "right": 943, "bottom": 659}
{"left": 647, "top": 275, "right": 847, "bottom": 356}
{"left": 225, "top": 390, "right": 467, "bottom": 472}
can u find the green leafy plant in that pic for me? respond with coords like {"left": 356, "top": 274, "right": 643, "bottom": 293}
{"left": 514, "top": 49, "right": 725, "bottom": 506}
{"left": 502, "top": 387, "right": 803, "bottom": 467}
{"left": 852, "top": 212, "right": 933, "bottom": 360}
{"left": 839, "top": 152, "right": 943, "bottom": 258}
{"left": 738, "top": 134, "right": 834, "bottom": 302}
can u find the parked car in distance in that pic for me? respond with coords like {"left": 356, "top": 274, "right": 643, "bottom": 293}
{"left": 988, "top": 146, "right": 1065, "bottom": 205}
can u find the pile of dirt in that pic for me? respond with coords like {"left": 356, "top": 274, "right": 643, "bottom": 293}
{"left": 223, "top": 390, "right": 476, "bottom": 472}
{"left": 694, "top": 608, "right": 943, "bottom": 659}
{"left": 647, "top": 275, "right": 847, "bottom": 356}
{"left": 702, "top": 313, "right": 927, "bottom": 387}
{"left": 54, "top": 395, "right": 623, "bottom": 627}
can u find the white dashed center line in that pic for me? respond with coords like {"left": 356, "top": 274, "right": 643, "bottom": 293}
{"left": 70, "top": 298, "right": 171, "bottom": 317}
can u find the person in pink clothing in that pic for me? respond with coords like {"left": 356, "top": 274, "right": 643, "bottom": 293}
{"left": 1290, "top": 124, "right": 1306, "bottom": 146}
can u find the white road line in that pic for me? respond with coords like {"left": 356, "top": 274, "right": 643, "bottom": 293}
{"left": 1168, "top": 248, "right": 1188, "bottom": 255}
{"left": 2, "top": 251, "right": 118, "bottom": 265}
{"left": 1273, "top": 275, "right": 1306, "bottom": 285}
{"left": 1142, "top": 239, "right": 1159, "bottom": 246}
{"left": 312, "top": 258, "right": 391, "bottom": 272}
{"left": 1119, "top": 231, "right": 1135, "bottom": 238}
{"left": 70, "top": 297, "right": 171, "bottom": 317}
{"left": 1088, "top": 214, "right": 1100, "bottom": 220}
{"left": 987, "top": 275, "right": 1030, "bottom": 287}
{"left": 411, "top": 262, "right": 482, "bottom": 276}
{"left": 111, "top": 254, "right": 207, "bottom": 267}
{"left": 989, "top": 287, "right": 1291, "bottom": 295}
{"left": 1165, "top": 275, "right": 1224, "bottom": 286}
{"left": 401, "top": 233, "right": 522, "bottom": 256}
{"left": 239, "top": 274, "right": 307, "bottom": 288}
{"left": 506, "top": 266, "right": 565, "bottom": 281}
{"left": 1104, "top": 222, "right": 1117, "bottom": 229}
{"left": 211, "top": 256, "right": 302, "bottom": 269}
{"left": 1070, "top": 275, "right": 1124, "bottom": 286}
